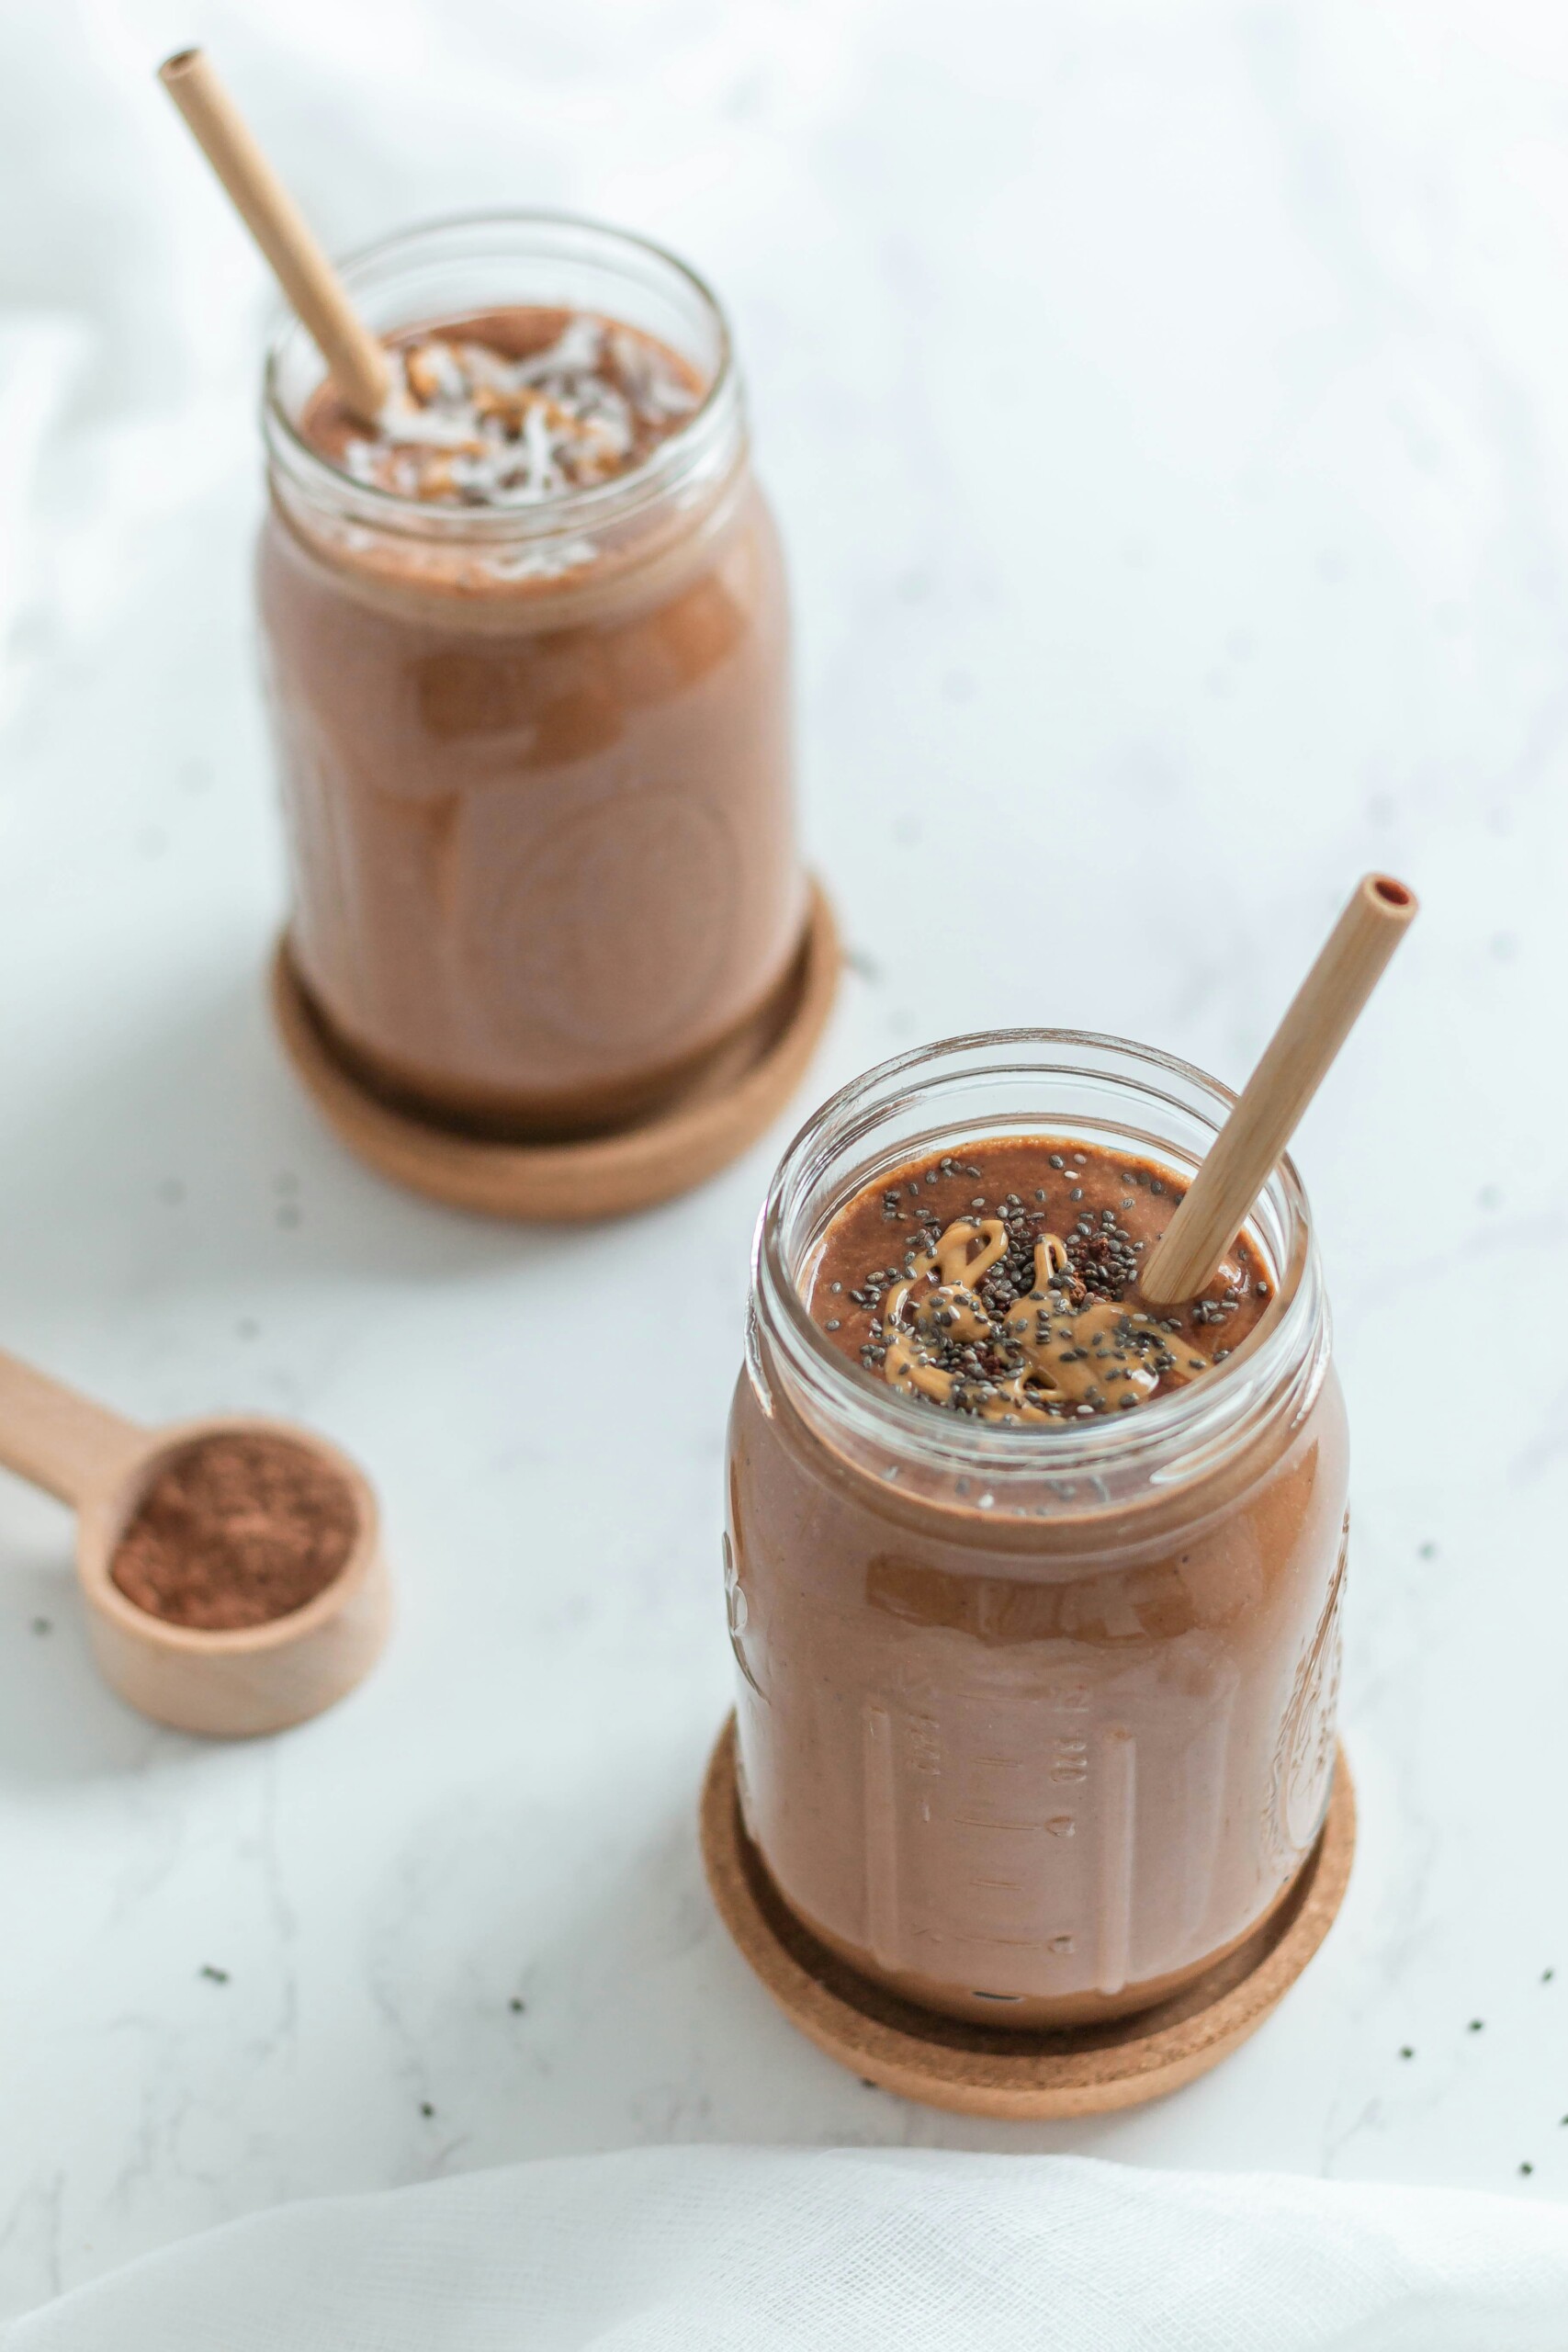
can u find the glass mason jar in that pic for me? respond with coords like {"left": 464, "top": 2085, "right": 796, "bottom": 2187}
{"left": 726, "top": 1031, "right": 1348, "bottom": 2030}
{"left": 258, "top": 213, "right": 803, "bottom": 1138}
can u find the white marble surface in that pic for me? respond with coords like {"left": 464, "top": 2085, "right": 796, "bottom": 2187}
{"left": 2, "top": 0, "right": 1568, "bottom": 2314}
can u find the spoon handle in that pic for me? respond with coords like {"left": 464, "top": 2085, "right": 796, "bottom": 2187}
{"left": 0, "top": 1349, "right": 145, "bottom": 1507}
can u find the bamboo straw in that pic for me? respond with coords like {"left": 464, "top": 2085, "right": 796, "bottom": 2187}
{"left": 1140, "top": 873, "right": 1417, "bottom": 1308}
{"left": 158, "top": 47, "right": 389, "bottom": 424}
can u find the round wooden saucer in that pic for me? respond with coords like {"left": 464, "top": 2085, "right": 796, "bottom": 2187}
{"left": 270, "top": 880, "right": 839, "bottom": 1222}
{"left": 701, "top": 1714, "right": 1355, "bottom": 2119}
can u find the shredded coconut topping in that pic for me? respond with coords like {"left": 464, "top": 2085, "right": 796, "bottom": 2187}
{"left": 341, "top": 314, "right": 702, "bottom": 507}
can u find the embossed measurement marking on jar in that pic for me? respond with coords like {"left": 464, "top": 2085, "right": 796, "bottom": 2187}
{"left": 1097, "top": 1727, "right": 1137, "bottom": 1996}
{"left": 854, "top": 1675, "right": 1156, "bottom": 2004}
{"left": 862, "top": 1701, "right": 902, "bottom": 1972}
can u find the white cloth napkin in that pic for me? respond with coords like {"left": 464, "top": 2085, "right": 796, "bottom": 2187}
{"left": 3, "top": 2146, "right": 1566, "bottom": 2351}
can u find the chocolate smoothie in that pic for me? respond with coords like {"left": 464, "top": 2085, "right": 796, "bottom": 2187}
{"left": 259, "top": 219, "right": 803, "bottom": 1137}
{"left": 808, "top": 1140, "right": 1270, "bottom": 1421}
{"left": 726, "top": 1035, "right": 1348, "bottom": 2030}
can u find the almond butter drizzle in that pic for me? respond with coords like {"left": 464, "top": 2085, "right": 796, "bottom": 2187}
{"left": 881, "top": 1217, "right": 1211, "bottom": 1423}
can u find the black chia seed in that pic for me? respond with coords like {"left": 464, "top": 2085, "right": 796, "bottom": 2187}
{"left": 816, "top": 1142, "right": 1269, "bottom": 1425}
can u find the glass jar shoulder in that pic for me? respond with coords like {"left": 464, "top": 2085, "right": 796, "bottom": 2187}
{"left": 727, "top": 1347, "right": 1348, "bottom": 1636}
{"left": 258, "top": 450, "right": 776, "bottom": 640}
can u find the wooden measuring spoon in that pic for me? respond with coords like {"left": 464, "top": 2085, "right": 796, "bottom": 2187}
{"left": 0, "top": 1349, "right": 389, "bottom": 1736}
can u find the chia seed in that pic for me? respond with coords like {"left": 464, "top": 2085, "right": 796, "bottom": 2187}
{"left": 813, "top": 1141, "right": 1269, "bottom": 1427}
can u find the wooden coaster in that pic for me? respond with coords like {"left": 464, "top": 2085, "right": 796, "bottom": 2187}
{"left": 701, "top": 1714, "right": 1355, "bottom": 2119}
{"left": 270, "top": 880, "right": 840, "bottom": 1222}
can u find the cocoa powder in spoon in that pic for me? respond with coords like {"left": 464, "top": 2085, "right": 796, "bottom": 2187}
{"left": 110, "top": 1432, "right": 356, "bottom": 1631}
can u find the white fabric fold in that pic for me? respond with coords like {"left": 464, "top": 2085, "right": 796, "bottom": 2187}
{"left": 3, "top": 2147, "right": 1567, "bottom": 2352}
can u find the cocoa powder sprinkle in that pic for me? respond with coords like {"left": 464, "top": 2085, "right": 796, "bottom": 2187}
{"left": 109, "top": 1434, "right": 357, "bottom": 1632}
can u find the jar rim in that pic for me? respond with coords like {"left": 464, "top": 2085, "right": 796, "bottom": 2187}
{"left": 261, "top": 208, "right": 739, "bottom": 543}
{"left": 753, "top": 1026, "right": 1325, "bottom": 1499}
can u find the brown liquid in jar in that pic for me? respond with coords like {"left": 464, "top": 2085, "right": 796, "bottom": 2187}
{"left": 728, "top": 1135, "right": 1348, "bottom": 2029}
{"left": 260, "top": 305, "right": 803, "bottom": 1138}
